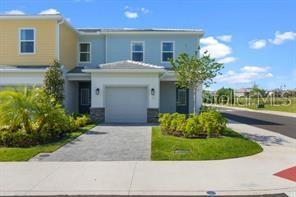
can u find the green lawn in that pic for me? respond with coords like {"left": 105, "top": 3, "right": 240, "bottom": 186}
{"left": 221, "top": 97, "right": 296, "bottom": 113}
{"left": 151, "top": 126, "right": 263, "bottom": 160}
{"left": 0, "top": 124, "right": 96, "bottom": 161}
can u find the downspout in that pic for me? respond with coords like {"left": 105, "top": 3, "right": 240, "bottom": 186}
{"left": 56, "top": 18, "right": 65, "bottom": 61}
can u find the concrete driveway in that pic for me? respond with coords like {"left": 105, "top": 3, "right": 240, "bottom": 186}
{"left": 32, "top": 124, "right": 152, "bottom": 161}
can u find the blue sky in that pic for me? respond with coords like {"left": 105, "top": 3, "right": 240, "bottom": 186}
{"left": 1, "top": 0, "right": 295, "bottom": 90}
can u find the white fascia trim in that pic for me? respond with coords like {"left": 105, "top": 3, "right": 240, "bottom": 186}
{"left": 100, "top": 32, "right": 204, "bottom": 36}
{"left": 0, "top": 15, "right": 62, "bottom": 20}
{"left": 0, "top": 68, "right": 48, "bottom": 73}
{"left": 82, "top": 68, "right": 165, "bottom": 73}
{"left": 67, "top": 73, "right": 91, "bottom": 76}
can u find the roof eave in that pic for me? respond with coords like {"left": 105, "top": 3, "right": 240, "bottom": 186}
{"left": 82, "top": 69, "right": 166, "bottom": 73}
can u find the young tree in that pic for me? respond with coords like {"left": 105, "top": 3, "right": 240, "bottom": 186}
{"left": 44, "top": 59, "right": 64, "bottom": 104}
{"left": 170, "top": 52, "right": 223, "bottom": 114}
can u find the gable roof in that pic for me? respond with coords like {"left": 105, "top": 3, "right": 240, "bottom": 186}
{"left": 82, "top": 60, "right": 165, "bottom": 73}
{"left": 98, "top": 60, "right": 164, "bottom": 70}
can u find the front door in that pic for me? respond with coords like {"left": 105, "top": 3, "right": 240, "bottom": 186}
{"left": 79, "top": 82, "right": 91, "bottom": 114}
{"left": 176, "top": 88, "right": 189, "bottom": 114}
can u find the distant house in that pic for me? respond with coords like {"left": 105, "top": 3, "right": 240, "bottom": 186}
{"left": 234, "top": 88, "right": 251, "bottom": 97}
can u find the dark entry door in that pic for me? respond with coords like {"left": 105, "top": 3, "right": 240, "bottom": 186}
{"left": 79, "top": 82, "right": 91, "bottom": 114}
{"left": 176, "top": 87, "right": 189, "bottom": 114}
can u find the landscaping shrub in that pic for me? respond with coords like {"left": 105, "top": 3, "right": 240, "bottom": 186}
{"left": 184, "top": 116, "right": 204, "bottom": 138}
{"left": 159, "top": 110, "right": 227, "bottom": 138}
{"left": 198, "top": 111, "right": 227, "bottom": 137}
{"left": 74, "top": 114, "right": 91, "bottom": 128}
{"left": 159, "top": 113, "right": 172, "bottom": 134}
{"left": 0, "top": 87, "right": 82, "bottom": 147}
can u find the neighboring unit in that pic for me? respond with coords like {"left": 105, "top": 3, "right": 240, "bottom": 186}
{"left": 0, "top": 14, "right": 204, "bottom": 123}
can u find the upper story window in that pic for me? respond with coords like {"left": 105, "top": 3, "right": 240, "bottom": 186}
{"left": 131, "top": 41, "right": 144, "bottom": 62}
{"left": 161, "top": 41, "right": 174, "bottom": 62}
{"left": 79, "top": 43, "right": 91, "bottom": 63}
{"left": 19, "top": 28, "right": 35, "bottom": 54}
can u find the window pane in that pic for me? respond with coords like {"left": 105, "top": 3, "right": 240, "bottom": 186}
{"left": 80, "top": 88, "right": 90, "bottom": 105}
{"left": 132, "top": 43, "right": 143, "bottom": 52}
{"left": 21, "top": 41, "right": 34, "bottom": 53}
{"left": 80, "top": 43, "right": 90, "bottom": 52}
{"left": 132, "top": 52, "right": 143, "bottom": 62}
{"left": 21, "top": 29, "right": 34, "bottom": 40}
{"left": 177, "top": 89, "right": 187, "bottom": 106}
{"left": 162, "top": 52, "right": 173, "bottom": 62}
{"left": 162, "top": 42, "right": 173, "bottom": 51}
{"left": 80, "top": 53, "right": 90, "bottom": 62}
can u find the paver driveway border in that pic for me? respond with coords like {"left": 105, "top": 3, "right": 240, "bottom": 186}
{"left": 31, "top": 124, "right": 153, "bottom": 161}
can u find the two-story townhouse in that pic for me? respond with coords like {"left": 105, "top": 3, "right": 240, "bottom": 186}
{"left": 0, "top": 14, "right": 204, "bottom": 123}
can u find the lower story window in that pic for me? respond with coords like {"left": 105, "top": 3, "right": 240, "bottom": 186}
{"left": 80, "top": 88, "right": 90, "bottom": 105}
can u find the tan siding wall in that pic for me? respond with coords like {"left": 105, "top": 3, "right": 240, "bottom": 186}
{"left": 0, "top": 20, "right": 57, "bottom": 66}
{"left": 59, "top": 23, "right": 78, "bottom": 69}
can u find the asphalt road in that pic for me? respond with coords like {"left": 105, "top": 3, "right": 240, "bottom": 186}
{"left": 219, "top": 108, "right": 296, "bottom": 139}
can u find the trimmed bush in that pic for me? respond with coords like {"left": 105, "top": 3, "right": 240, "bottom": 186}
{"left": 159, "top": 110, "right": 227, "bottom": 138}
{"left": 198, "top": 111, "right": 227, "bottom": 137}
{"left": 184, "top": 116, "right": 204, "bottom": 138}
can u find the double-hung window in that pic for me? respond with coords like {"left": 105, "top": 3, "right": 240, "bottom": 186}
{"left": 19, "top": 28, "right": 35, "bottom": 54}
{"left": 131, "top": 41, "right": 144, "bottom": 62}
{"left": 79, "top": 43, "right": 91, "bottom": 63}
{"left": 161, "top": 41, "right": 174, "bottom": 62}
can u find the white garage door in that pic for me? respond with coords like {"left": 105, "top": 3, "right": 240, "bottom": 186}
{"left": 105, "top": 87, "right": 147, "bottom": 123}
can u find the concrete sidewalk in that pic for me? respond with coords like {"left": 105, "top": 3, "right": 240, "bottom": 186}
{"left": 0, "top": 123, "right": 296, "bottom": 196}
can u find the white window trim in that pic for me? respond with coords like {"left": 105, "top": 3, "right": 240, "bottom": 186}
{"left": 161, "top": 41, "right": 175, "bottom": 63}
{"left": 130, "top": 41, "right": 145, "bottom": 62}
{"left": 80, "top": 88, "right": 90, "bottom": 106}
{"left": 79, "top": 42, "right": 92, "bottom": 64}
{"left": 19, "top": 27, "right": 36, "bottom": 55}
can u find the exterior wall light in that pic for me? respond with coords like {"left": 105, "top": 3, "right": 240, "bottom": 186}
{"left": 96, "top": 88, "right": 100, "bottom": 95}
{"left": 151, "top": 88, "right": 155, "bottom": 96}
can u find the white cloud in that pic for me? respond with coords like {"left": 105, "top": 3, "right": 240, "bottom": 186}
{"left": 268, "top": 31, "right": 296, "bottom": 45}
{"left": 200, "top": 36, "right": 235, "bottom": 61}
{"left": 200, "top": 37, "right": 219, "bottom": 45}
{"left": 218, "top": 57, "right": 237, "bottom": 64}
{"left": 265, "top": 73, "right": 273, "bottom": 78}
{"left": 241, "top": 66, "right": 270, "bottom": 73}
{"left": 4, "top": 9, "right": 25, "bottom": 15}
{"left": 39, "top": 8, "right": 60, "bottom": 15}
{"left": 124, "top": 6, "right": 149, "bottom": 19}
{"left": 216, "top": 35, "right": 232, "bottom": 42}
{"left": 249, "top": 39, "right": 267, "bottom": 49}
{"left": 141, "top": 7, "right": 149, "bottom": 14}
{"left": 201, "top": 42, "right": 232, "bottom": 59}
{"left": 124, "top": 11, "right": 138, "bottom": 19}
{"left": 216, "top": 66, "right": 273, "bottom": 84}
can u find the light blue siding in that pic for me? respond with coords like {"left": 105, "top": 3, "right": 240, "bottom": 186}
{"left": 106, "top": 34, "right": 198, "bottom": 67}
{"left": 77, "top": 33, "right": 199, "bottom": 67}
{"left": 78, "top": 35, "right": 105, "bottom": 67}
